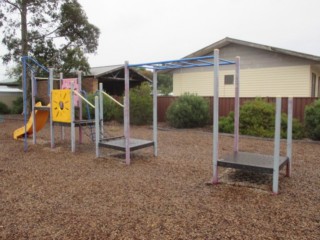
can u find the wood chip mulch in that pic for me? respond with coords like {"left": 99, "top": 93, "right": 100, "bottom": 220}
{"left": 0, "top": 117, "right": 319, "bottom": 239}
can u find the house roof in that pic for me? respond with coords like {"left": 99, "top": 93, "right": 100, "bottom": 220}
{"left": 87, "top": 64, "right": 151, "bottom": 82}
{"left": 184, "top": 37, "right": 320, "bottom": 62}
{"left": 88, "top": 65, "right": 123, "bottom": 78}
{"left": 0, "top": 85, "right": 22, "bottom": 93}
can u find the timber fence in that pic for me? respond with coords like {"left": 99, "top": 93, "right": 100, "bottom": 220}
{"left": 157, "top": 96, "right": 319, "bottom": 123}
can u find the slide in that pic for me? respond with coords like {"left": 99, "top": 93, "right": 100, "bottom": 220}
{"left": 13, "top": 102, "right": 50, "bottom": 140}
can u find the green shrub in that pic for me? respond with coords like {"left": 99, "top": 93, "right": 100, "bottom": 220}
{"left": 240, "top": 99, "right": 275, "bottom": 138}
{"left": 82, "top": 83, "right": 152, "bottom": 125}
{"left": 304, "top": 99, "right": 320, "bottom": 140}
{"left": 219, "top": 98, "right": 304, "bottom": 139}
{"left": 166, "top": 93, "right": 210, "bottom": 128}
{"left": 0, "top": 101, "right": 10, "bottom": 114}
{"left": 129, "top": 82, "right": 152, "bottom": 125}
{"left": 219, "top": 112, "right": 234, "bottom": 133}
{"left": 11, "top": 96, "right": 23, "bottom": 114}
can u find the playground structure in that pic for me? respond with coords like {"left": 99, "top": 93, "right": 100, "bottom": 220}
{"left": 127, "top": 50, "right": 293, "bottom": 194}
{"left": 18, "top": 56, "right": 97, "bottom": 152}
{"left": 17, "top": 52, "right": 293, "bottom": 193}
{"left": 210, "top": 49, "right": 293, "bottom": 194}
{"left": 18, "top": 56, "right": 157, "bottom": 164}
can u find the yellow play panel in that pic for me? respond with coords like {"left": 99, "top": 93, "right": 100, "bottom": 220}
{"left": 51, "top": 89, "right": 72, "bottom": 123}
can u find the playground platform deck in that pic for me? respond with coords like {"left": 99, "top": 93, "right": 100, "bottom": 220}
{"left": 218, "top": 152, "right": 289, "bottom": 174}
{"left": 99, "top": 137, "right": 154, "bottom": 151}
{"left": 53, "top": 120, "right": 96, "bottom": 127}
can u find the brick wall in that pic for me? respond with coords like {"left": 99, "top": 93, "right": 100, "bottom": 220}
{"left": 36, "top": 78, "right": 97, "bottom": 104}
{"left": 82, "top": 77, "right": 98, "bottom": 93}
{"left": 36, "top": 80, "right": 59, "bottom": 104}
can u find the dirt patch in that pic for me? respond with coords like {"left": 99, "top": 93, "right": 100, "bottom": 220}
{"left": 0, "top": 116, "right": 319, "bottom": 239}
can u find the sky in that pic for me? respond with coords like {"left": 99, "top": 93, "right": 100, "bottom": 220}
{"left": 1, "top": 0, "right": 320, "bottom": 81}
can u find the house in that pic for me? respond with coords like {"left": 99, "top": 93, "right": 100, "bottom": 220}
{"left": 83, "top": 65, "right": 151, "bottom": 95}
{"left": 0, "top": 83, "right": 22, "bottom": 108}
{"left": 172, "top": 37, "right": 320, "bottom": 97}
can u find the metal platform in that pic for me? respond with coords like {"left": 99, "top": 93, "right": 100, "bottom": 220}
{"left": 53, "top": 120, "right": 95, "bottom": 127}
{"left": 218, "top": 152, "right": 289, "bottom": 174}
{"left": 34, "top": 106, "right": 50, "bottom": 111}
{"left": 99, "top": 137, "right": 154, "bottom": 151}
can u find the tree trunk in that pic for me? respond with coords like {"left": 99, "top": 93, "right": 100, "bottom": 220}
{"left": 21, "top": 0, "right": 31, "bottom": 114}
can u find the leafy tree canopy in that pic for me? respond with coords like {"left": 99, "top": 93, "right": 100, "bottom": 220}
{"left": 0, "top": 0, "right": 100, "bottom": 76}
{"left": 137, "top": 68, "right": 173, "bottom": 95}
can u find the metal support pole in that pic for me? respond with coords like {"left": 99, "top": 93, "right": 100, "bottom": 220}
{"left": 99, "top": 83, "right": 104, "bottom": 138}
{"left": 78, "top": 71, "right": 83, "bottom": 144}
{"left": 31, "top": 71, "right": 36, "bottom": 144}
{"left": 153, "top": 70, "right": 158, "bottom": 157}
{"left": 71, "top": 83, "right": 75, "bottom": 152}
{"left": 95, "top": 96, "right": 100, "bottom": 157}
{"left": 60, "top": 72, "right": 65, "bottom": 140}
{"left": 124, "top": 61, "right": 130, "bottom": 164}
{"left": 286, "top": 97, "right": 293, "bottom": 177}
{"left": 234, "top": 56, "right": 240, "bottom": 153}
{"left": 273, "top": 97, "right": 281, "bottom": 194}
{"left": 212, "top": 49, "right": 220, "bottom": 184}
{"left": 49, "top": 68, "right": 54, "bottom": 148}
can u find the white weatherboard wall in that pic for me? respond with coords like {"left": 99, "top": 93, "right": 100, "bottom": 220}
{"left": 173, "top": 65, "right": 310, "bottom": 97}
{"left": 0, "top": 86, "right": 22, "bottom": 108}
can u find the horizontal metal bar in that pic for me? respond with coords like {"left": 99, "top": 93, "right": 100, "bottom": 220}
{"left": 129, "top": 55, "right": 235, "bottom": 70}
{"left": 128, "top": 55, "right": 215, "bottom": 67}
{"left": 73, "top": 90, "right": 95, "bottom": 108}
{"left": 21, "top": 56, "right": 49, "bottom": 73}
{"left": 197, "top": 59, "right": 214, "bottom": 64}
{"left": 101, "top": 91, "right": 124, "bottom": 108}
{"left": 35, "top": 77, "right": 60, "bottom": 81}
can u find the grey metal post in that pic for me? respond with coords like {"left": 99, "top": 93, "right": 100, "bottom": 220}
{"left": 95, "top": 96, "right": 100, "bottom": 157}
{"left": 31, "top": 71, "right": 36, "bottom": 144}
{"left": 273, "top": 97, "right": 281, "bottom": 194}
{"left": 60, "top": 72, "right": 65, "bottom": 140}
{"left": 124, "top": 61, "right": 130, "bottom": 164}
{"left": 78, "top": 71, "right": 83, "bottom": 144}
{"left": 153, "top": 70, "right": 158, "bottom": 157}
{"left": 286, "top": 97, "right": 293, "bottom": 177}
{"left": 234, "top": 56, "right": 240, "bottom": 153}
{"left": 71, "top": 82, "right": 75, "bottom": 152}
{"left": 49, "top": 68, "right": 54, "bottom": 148}
{"left": 212, "top": 49, "right": 220, "bottom": 184}
{"left": 99, "top": 83, "right": 104, "bottom": 138}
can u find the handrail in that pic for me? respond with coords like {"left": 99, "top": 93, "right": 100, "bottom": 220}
{"left": 73, "top": 90, "right": 95, "bottom": 108}
{"left": 101, "top": 91, "right": 124, "bottom": 108}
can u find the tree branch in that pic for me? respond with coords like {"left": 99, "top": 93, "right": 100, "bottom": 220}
{"left": 3, "top": 0, "right": 22, "bottom": 13}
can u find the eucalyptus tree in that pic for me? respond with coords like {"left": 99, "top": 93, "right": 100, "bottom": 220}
{"left": 0, "top": 0, "right": 100, "bottom": 112}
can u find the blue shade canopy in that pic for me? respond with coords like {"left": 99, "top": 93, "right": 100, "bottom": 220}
{"left": 128, "top": 55, "right": 235, "bottom": 70}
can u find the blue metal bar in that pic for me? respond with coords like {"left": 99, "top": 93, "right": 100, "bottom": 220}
{"left": 21, "top": 56, "right": 49, "bottom": 73}
{"left": 128, "top": 55, "right": 214, "bottom": 67}
{"left": 197, "top": 59, "right": 213, "bottom": 65}
{"left": 219, "top": 58, "right": 235, "bottom": 64}
{"left": 128, "top": 55, "right": 235, "bottom": 70}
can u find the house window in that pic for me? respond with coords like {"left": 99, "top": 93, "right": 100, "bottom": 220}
{"left": 318, "top": 77, "right": 320, "bottom": 97}
{"left": 311, "top": 73, "right": 316, "bottom": 97}
{"left": 224, "top": 75, "right": 234, "bottom": 85}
